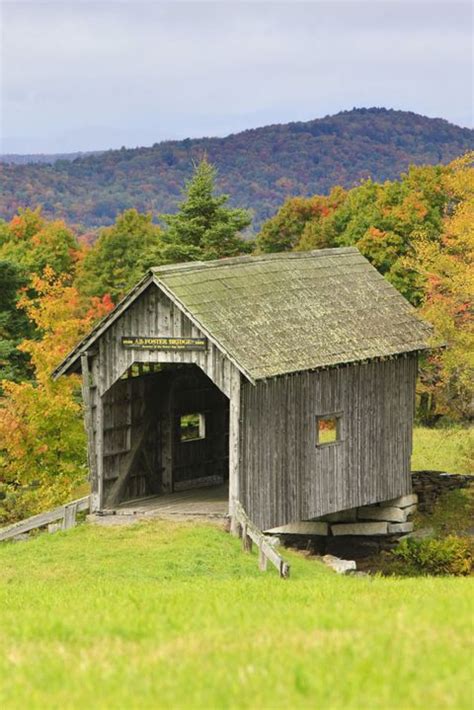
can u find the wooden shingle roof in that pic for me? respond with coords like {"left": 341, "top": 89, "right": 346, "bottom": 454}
{"left": 151, "top": 248, "right": 432, "bottom": 380}
{"left": 53, "top": 248, "right": 433, "bottom": 381}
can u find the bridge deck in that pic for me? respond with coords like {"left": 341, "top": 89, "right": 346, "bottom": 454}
{"left": 103, "top": 484, "right": 229, "bottom": 522}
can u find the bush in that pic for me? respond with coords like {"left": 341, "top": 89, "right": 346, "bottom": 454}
{"left": 394, "top": 535, "right": 472, "bottom": 576}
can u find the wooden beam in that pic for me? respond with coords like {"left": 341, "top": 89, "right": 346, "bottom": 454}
{"left": 234, "top": 501, "right": 290, "bottom": 579}
{"left": 62, "top": 501, "right": 79, "bottom": 531}
{"left": 0, "top": 497, "right": 90, "bottom": 543}
{"left": 80, "top": 354, "right": 97, "bottom": 500}
{"left": 229, "top": 367, "right": 241, "bottom": 535}
{"left": 161, "top": 382, "right": 174, "bottom": 494}
{"left": 105, "top": 419, "right": 150, "bottom": 507}
{"left": 94, "top": 356, "right": 105, "bottom": 512}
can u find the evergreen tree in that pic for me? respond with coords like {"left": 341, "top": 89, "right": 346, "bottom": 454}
{"left": 159, "top": 159, "right": 253, "bottom": 262}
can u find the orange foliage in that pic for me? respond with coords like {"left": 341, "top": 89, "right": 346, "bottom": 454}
{"left": 0, "top": 269, "right": 114, "bottom": 522}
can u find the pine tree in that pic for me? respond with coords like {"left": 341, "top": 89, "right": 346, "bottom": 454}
{"left": 159, "top": 159, "right": 253, "bottom": 262}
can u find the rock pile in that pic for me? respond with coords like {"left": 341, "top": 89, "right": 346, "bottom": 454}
{"left": 412, "top": 471, "right": 473, "bottom": 513}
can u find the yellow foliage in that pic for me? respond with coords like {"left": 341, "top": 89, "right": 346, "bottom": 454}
{"left": 408, "top": 153, "right": 474, "bottom": 418}
{"left": 0, "top": 269, "right": 113, "bottom": 523}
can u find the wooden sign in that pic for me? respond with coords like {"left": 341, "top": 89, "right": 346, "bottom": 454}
{"left": 121, "top": 336, "right": 207, "bottom": 351}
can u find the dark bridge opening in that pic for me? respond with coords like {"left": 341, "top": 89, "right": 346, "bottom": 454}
{"left": 102, "top": 363, "right": 229, "bottom": 507}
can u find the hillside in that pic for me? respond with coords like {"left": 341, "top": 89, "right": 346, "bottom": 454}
{"left": 1, "top": 108, "right": 472, "bottom": 229}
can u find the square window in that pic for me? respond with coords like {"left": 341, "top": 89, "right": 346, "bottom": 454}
{"left": 316, "top": 413, "right": 342, "bottom": 446}
{"left": 180, "top": 413, "right": 205, "bottom": 442}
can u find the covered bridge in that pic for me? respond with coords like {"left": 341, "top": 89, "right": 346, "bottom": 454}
{"left": 53, "top": 247, "right": 432, "bottom": 531}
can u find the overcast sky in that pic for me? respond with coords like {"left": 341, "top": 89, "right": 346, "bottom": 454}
{"left": 0, "top": 0, "right": 472, "bottom": 154}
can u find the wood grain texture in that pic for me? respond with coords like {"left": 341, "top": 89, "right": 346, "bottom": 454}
{"left": 96, "top": 284, "right": 238, "bottom": 398}
{"left": 239, "top": 355, "right": 417, "bottom": 531}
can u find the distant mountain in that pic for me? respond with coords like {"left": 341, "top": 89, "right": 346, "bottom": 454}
{"left": 1, "top": 108, "right": 472, "bottom": 230}
{"left": 0, "top": 150, "right": 103, "bottom": 165}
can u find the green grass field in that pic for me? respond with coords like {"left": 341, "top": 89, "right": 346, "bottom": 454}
{"left": 412, "top": 425, "right": 473, "bottom": 474}
{"left": 0, "top": 520, "right": 472, "bottom": 710}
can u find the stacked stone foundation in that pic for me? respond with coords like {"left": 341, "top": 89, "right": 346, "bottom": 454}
{"left": 268, "top": 473, "right": 473, "bottom": 558}
{"left": 268, "top": 493, "right": 418, "bottom": 558}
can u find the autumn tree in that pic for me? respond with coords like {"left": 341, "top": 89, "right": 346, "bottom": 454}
{"left": 0, "top": 207, "right": 80, "bottom": 277}
{"left": 257, "top": 187, "right": 346, "bottom": 253}
{"left": 0, "top": 209, "right": 83, "bottom": 386}
{"left": 405, "top": 154, "right": 474, "bottom": 420}
{"left": 0, "top": 269, "right": 113, "bottom": 523}
{"left": 257, "top": 165, "right": 449, "bottom": 305}
{"left": 158, "top": 159, "right": 253, "bottom": 262}
{"left": 75, "top": 209, "right": 163, "bottom": 301}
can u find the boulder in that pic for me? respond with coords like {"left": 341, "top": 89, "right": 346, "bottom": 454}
{"left": 322, "top": 554, "right": 357, "bottom": 574}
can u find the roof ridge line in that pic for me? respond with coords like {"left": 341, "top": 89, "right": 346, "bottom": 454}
{"left": 151, "top": 247, "right": 359, "bottom": 275}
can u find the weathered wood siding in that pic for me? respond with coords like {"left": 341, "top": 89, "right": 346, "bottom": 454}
{"left": 81, "top": 283, "right": 240, "bottom": 510}
{"left": 239, "top": 355, "right": 417, "bottom": 530}
{"left": 97, "top": 284, "right": 239, "bottom": 399}
{"left": 104, "top": 374, "right": 163, "bottom": 502}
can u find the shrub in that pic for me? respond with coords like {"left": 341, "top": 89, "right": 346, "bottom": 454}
{"left": 394, "top": 535, "right": 472, "bottom": 576}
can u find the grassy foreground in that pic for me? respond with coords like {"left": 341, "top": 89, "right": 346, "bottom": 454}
{"left": 0, "top": 521, "right": 472, "bottom": 709}
{"left": 412, "top": 425, "right": 473, "bottom": 474}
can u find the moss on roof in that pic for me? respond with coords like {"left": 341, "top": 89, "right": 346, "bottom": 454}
{"left": 151, "top": 248, "right": 432, "bottom": 380}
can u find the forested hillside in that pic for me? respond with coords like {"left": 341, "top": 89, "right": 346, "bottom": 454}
{"left": 1, "top": 108, "right": 472, "bottom": 229}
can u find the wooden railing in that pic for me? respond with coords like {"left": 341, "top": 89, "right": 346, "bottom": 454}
{"left": 0, "top": 496, "right": 90, "bottom": 543}
{"left": 233, "top": 501, "right": 290, "bottom": 578}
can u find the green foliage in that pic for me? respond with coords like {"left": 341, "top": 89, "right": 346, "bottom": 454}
{"left": 406, "top": 154, "right": 474, "bottom": 420}
{"left": 1, "top": 108, "right": 472, "bottom": 229}
{"left": 258, "top": 156, "right": 474, "bottom": 420}
{"left": 258, "top": 165, "right": 449, "bottom": 305}
{"left": 0, "top": 210, "right": 82, "bottom": 386}
{"left": 0, "top": 270, "right": 113, "bottom": 524}
{"left": 394, "top": 535, "right": 472, "bottom": 576}
{"left": 414, "top": 487, "right": 474, "bottom": 538}
{"left": 0, "top": 520, "right": 472, "bottom": 708}
{"left": 257, "top": 187, "right": 346, "bottom": 253}
{"left": 0, "top": 260, "right": 33, "bottom": 385}
{"left": 159, "top": 159, "right": 253, "bottom": 262}
{"left": 75, "top": 163, "right": 252, "bottom": 300}
{"left": 75, "top": 209, "right": 163, "bottom": 300}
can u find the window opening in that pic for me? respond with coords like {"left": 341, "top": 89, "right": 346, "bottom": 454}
{"left": 316, "top": 414, "right": 342, "bottom": 446}
{"left": 180, "top": 413, "right": 206, "bottom": 442}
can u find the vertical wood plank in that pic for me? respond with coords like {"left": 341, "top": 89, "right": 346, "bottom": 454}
{"left": 229, "top": 366, "right": 241, "bottom": 535}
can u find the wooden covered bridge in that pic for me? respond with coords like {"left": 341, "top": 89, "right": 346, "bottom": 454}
{"left": 53, "top": 247, "right": 432, "bottom": 533}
